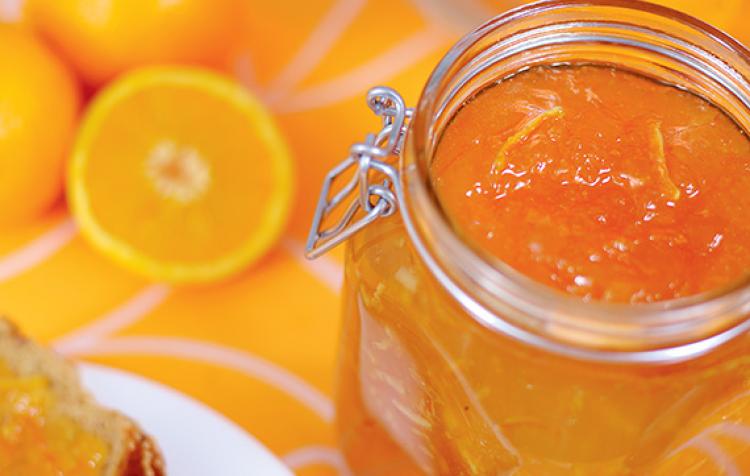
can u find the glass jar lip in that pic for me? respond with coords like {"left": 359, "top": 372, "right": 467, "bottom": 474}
{"left": 403, "top": 0, "right": 750, "bottom": 361}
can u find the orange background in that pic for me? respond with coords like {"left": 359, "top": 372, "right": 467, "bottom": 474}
{"left": 1, "top": 1, "right": 749, "bottom": 475}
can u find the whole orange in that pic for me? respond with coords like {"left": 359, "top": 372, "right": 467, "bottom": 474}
{"left": 0, "top": 26, "right": 80, "bottom": 225}
{"left": 25, "top": 0, "right": 242, "bottom": 86}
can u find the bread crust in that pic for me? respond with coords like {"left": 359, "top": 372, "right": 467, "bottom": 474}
{"left": 118, "top": 426, "right": 165, "bottom": 476}
{"left": 0, "top": 319, "right": 166, "bottom": 476}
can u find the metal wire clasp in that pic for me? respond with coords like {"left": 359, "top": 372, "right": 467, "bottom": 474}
{"left": 305, "top": 87, "right": 412, "bottom": 259}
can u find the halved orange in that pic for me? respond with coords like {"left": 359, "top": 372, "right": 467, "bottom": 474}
{"left": 68, "top": 67, "right": 294, "bottom": 283}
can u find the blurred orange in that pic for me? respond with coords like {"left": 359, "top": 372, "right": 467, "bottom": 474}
{"left": 68, "top": 67, "right": 294, "bottom": 283}
{"left": 25, "top": 0, "right": 243, "bottom": 86}
{"left": 648, "top": 0, "right": 745, "bottom": 34}
{"left": 0, "top": 25, "right": 80, "bottom": 226}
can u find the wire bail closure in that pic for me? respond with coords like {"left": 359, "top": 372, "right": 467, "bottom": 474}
{"left": 305, "top": 87, "right": 412, "bottom": 259}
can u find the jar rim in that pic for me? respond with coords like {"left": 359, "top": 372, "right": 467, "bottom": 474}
{"left": 401, "top": 0, "right": 750, "bottom": 362}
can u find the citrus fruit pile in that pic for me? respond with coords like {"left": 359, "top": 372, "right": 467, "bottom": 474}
{"left": 0, "top": 0, "right": 294, "bottom": 284}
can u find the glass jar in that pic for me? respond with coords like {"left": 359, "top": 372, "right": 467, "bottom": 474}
{"left": 306, "top": 1, "right": 750, "bottom": 474}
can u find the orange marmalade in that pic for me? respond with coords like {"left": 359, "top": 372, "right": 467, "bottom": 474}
{"left": 338, "top": 63, "right": 750, "bottom": 476}
{"left": 0, "top": 363, "right": 108, "bottom": 475}
{"left": 433, "top": 64, "right": 750, "bottom": 303}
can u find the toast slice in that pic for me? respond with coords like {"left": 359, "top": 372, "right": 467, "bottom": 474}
{"left": 0, "top": 319, "right": 165, "bottom": 476}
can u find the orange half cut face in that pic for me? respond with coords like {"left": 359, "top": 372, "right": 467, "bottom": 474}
{"left": 69, "top": 67, "right": 294, "bottom": 284}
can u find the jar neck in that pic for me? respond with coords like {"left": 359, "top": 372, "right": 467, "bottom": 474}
{"left": 400, "top": 0, "right": 750, "bottom": 363}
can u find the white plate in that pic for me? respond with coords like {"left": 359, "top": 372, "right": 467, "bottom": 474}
{"left": 79, "top": 363, "right": 292, "bottom": 476}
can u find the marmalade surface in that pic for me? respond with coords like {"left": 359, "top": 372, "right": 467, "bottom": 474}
{"left": 433, "top": 65, "right": 750, "bottom": 303}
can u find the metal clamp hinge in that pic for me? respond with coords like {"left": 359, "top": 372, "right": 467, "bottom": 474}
{"left": 305, "top": 87, "right": 412, "bottom": 259}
